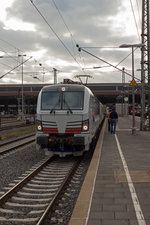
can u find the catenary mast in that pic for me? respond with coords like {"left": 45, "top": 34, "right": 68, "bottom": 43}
{"left": 140, "top": 0, "right": 150, "bottom": 130}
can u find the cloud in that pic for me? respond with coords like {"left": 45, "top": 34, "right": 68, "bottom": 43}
{"left": 0, "top": 0, "right": 142, "bottom": 84}
{"left": 3, "top": 18, "right": 36, "bottom": 31}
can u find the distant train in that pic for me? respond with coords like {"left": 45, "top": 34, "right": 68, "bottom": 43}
{"left": 36, "top": 83, "right": 105, "bottom": 157}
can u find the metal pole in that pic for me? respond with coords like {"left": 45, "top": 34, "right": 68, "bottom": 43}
{"left": 122, "top": 67, "right": 125, "bottom": 116}
{"left": 53, "top": 68, "right": 57, "bottom": 84}
{"left": 140, "top": 65, "right": 145, "bottom": 130}
{"left": 19, "top": 54, "right": 29, "bottom": 120}
{"left": 132, "top": 46, "right": 136, "bottom": 135}
{"left": 21, "top": 56, "right": 24, "bottom": 121}
{"left": 148, "top": 0, "right": 150, "bottom": 130}
{"left": 140, "top": 0, "right": 146, "bottom": 130}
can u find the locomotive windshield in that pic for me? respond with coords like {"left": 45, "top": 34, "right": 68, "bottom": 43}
{"left": 41, "top": 91, "right": 84, "bottom": 110}
{"left": 63, "top": 92, "right": 83, "bottom": 110}
{"left": 41, "top": 92, "right": 61, "bottom": 110}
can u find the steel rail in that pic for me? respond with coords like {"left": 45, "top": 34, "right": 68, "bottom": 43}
{"left": 0, "top": 156, "right": 51, "bottom": 205}
{"left": 0, "top": 123, "right": 34, "bottom": 131}
{"left": 36, "top": 157, "right": 83, "bottom": 225}
{"left": 0, "top": 133, "right": 35, "bottom": 147}
{"left": 0, "top": 134, "right": 35, "bottom": 156}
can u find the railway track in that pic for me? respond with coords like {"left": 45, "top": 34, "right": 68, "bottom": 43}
{"left": 0, "top": 122, "right": 34, "bottom": 131}
{"left": 0, "top": 134, "right": 35, "bottom": 158}
{"left": 0, "top": 156, "right": 81, "bottom": 225}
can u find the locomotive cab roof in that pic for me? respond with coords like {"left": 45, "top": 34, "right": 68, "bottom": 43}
{"left": 41, "top": 83, "right": 92, "bottom": 94}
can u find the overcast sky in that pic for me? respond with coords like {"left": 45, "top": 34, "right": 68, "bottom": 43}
{"left": 0, "top": 0, "right": 143, "bottom": 84}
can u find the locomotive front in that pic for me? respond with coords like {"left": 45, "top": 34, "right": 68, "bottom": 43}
{"left": 36, "top": 84, "right": 90, "bottom": 157}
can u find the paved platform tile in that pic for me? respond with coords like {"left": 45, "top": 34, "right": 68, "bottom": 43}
{"left": 90, "top": 204, "right": 103, "bottom": 212}
{"left": 114, "top": 198, "right": 132, "bottom": 204}
{"left": 87, "top": 219, "right": 101, "bottom": 225}
{"left": 114, "top": 170, "right": 150, "bottom": 183}
{"left": 89, "top": 211, "right": 114, "bottom": 219}
{"left": 115, "top": 212, "right": 136, "bottom": 219}
{"left": 101, "top": 219, "right": 129, "bottom": 225}
{"left": 92, "top": 197, "right": 114, "bottom": 204}
{"left": 143, "top": 213, "right": 150, "bottom": 219}
{"left": 102, "top": 204, "right": 126, "bottom": 211}
{"left": 129, "top": 220, "right": 140, "bottom": 225}
{"left": 93, "top": 192, "right": 125, "bottom": 198}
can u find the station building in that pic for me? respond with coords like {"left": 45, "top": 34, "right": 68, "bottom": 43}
{"left": 0, "top": 83, "right": 142, "bottom": 115}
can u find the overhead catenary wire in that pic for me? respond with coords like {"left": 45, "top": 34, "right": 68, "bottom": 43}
{"left": 0, "top": 2, "right": 85, "bottom": 79}
{"left": 0, "top": 38, "right": 25, "bottom": 64}
{"left": 49, "top": 0, "right": 77, "bottom": 65}
{"left": 0, "top": 38, "right": 36, "bottom": 66}
{"left": 116, "top": 47, "right": 138, "bottom": 67}
{"left": 135, "top": 0, "right": 142, "bottom": 31}
{"left": 29, "top": 0, "right": 84, "bottom": 73}
{"left": 0, "top": 48, "right": 18, "bottom": 62}
{"left": 0, "top": 61, "right": 13, "bottom": 69}
{"left": 50, "top": 0, "right": 86, "bottom": 74}
{"left": 0, "top": 1, "right": 143, "bottom": 83}
{"left": 51, "top": 0, "right": 77, "bottom": 48}
{"left": 0, "top": 37, "right": 20, "bottom": 52}
{"left": 76, "top": 45, "right": 141, "bottom": 82}
{"left": 0, "top": 56, "right": 32, "bottom": 79}
{"left": 75, "top": 45, "right": 138, "bottom": 71}
{"left": 0, "top": 46, "right": 25, "bottom": 72}
{"left": 129, "top": 0, "right": 141, "bottom": 41}
{"left": 0, "top": 38, "right": 53, "bottom": 81}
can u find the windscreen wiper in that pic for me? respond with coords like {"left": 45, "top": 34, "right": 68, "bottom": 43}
{"left": 50, "top": 97, "right": 60, "bottom": 114}
{"left": 63, "top": 98, "right": 73, "bottom": 114}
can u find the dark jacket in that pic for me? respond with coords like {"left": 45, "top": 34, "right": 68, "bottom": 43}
{"left": 110, "top": 111, "right": 118, "bottom": 119}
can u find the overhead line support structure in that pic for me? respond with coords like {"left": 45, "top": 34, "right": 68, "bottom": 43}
{"left": 148, "top": 0, "right": 150, "bottom": 130}
{"left": 76, "top": 45, "right": 140, "bottom": 82}
{"left": 18, "top": 55, "right": 32, "bottom": 121}
{"left": 141, "top": 0, "right": 150, "bottom": 130}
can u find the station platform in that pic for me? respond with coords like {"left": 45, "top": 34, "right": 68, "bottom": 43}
{"left": 69, "top": 116, "right": 150, "bottom": 225}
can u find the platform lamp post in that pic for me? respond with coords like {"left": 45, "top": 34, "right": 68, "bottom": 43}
{"left": 119, "top": 43, "right": 145, "bottom": 135}
{"left": 18, "top": 54, "right": 27, "bottom": 121}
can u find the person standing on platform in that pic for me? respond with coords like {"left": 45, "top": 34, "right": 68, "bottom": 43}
{"left": 107, "top": 109, "right": 111, "bottom": 132}
{"left": 110, "top": 108, "right": 118, "bottom": 134}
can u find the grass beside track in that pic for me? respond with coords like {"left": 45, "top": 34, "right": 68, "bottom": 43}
{"left": 0, "top": 125, "right": 35, "bottom": 141}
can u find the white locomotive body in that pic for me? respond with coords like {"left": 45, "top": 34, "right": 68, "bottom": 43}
{"left": 36, "top": 83, "right": 104, "bottom": 157}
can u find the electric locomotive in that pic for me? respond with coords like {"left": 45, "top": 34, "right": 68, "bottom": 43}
{"left": 36, "top": 82, "right": 104, "bottom": 157}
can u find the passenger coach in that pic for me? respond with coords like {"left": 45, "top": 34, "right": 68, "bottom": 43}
{"left": 36, "top": 83, "right": 104, "bottom": 157}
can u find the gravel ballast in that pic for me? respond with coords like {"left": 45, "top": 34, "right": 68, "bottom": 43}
{"left": 0, "top": 144, "right": 45, "bottom": 193}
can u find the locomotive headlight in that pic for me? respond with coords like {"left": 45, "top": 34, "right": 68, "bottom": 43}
{"left": 82, "top": 120, "right": 89, "bottom": 131}
{"left": 36, "top": 120, "right": 42, "bottom": 131}
{"left": 37, "top": 125, "right": 42, "bottom": 131}
{"left": 83, "top": 125, "right": 88, "bottom": 131}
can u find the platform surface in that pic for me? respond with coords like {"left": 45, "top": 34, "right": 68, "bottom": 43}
{"left": 69, "top": 116, "right": 150, "bottom": 225}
